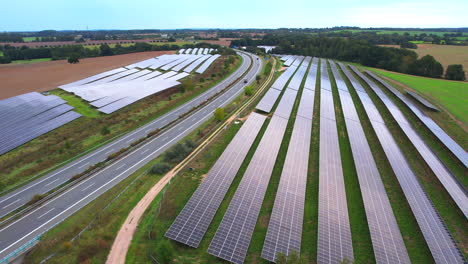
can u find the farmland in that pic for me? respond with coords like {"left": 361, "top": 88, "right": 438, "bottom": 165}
{"left": 83, "top": 41, "right": 192, "bottom": 49}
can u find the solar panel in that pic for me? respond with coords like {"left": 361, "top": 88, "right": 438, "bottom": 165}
{"left": 172, "top": 55, "right": 202, "bottom": 72}
{"left": 365, "top": 71, "right": 466, "bottom": 168}
{"left": 59, "top": 68, "right": 127, "bottom": 89}
{"left": 83, "top": 68, "right": 139, "bottom": 85}
{"left": 317, "top": 59, "right": 354, "bottom": 264}
{"left": 352, "top": 68, "right": 468, "bottom": 218}
{"left": 195, "top": 54, "right": 221, "bottom": 74}
{"left": 329, "top": 61, "right": 410, "bottom": 264}
{"left": 161, "top": 55, "right": 191, "bottom": 71}
{"left": 405, "top": 90, "right": 439, "bottom": 111}
{"left": 208, "top": 115, "right": 289, "bottom": 264}
{"left": 256, "top": 89, "right": 282, "bottom": 113}
{"left": 111, "top": 70, "right": 152, "bottom": 83}
{"left": 304, "top": 58, "right": 318, "bottom": 90}
{"left": 183, "top": 55, "right": 212, "bottom": 73}
{"left": 165, "top": 113, "right": 267, "bottom": 247}
{"left": 261, "top": 60, "right": 317, "bottom": 261}
{"left": 135, "top": 70, "right": 162, "bottom": 81}
{"left": 274, "top": 89, "right": 298, "bottom": 119}
{"left": 344, "top": 64, "right": 465, "bottom": 263}
{"left": 179, "top": 48, "right": 186, "bottom": 54}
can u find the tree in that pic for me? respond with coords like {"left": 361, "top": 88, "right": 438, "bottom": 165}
{"left": 256, "top": 74, "right": 261, "bottom": 83}
{"left": 67, "top": 53, "right": 80, "bottom": 64}
{"left": 100, "top": 126, "right": 110, "bottom": 135}
{"left": 408, "top": 55, "right": 443, "bottom": 78}
{"left": 445, "top": 64, "right": 466, "bottom": 81}
{"left": 214, "top": 107, "right": 225, "bottom": 121}
{"left": 150, "top": 163, "right": 171, "bottom": 175}
{"left": 0, "top": 56, "right": 11, "bottom": 64}
{"left": 400, "top": 41, "right": 417, "bottom": 49}
{"left": 99, "top": 43, "right": 113, "bottom": 56}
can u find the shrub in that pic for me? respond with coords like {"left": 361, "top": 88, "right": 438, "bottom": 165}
{"left": 214, "top": 107, "right": 225, "bottom": 121}
{"left": 445, "top": 64, "right": 466, "bottom": 81}
{"left": 100, "top": 126, "right": 110, "bottom": 135}
{"left": 244, "top": 86, "right": 254, "bottom": 96}
{"left": 150, "top": 163, "right": 171, "bottom": 175}
{"left": 154, "top": 240, "right": 175, "bottom": 264}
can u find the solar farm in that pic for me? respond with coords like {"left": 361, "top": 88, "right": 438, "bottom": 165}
{"left": 163, "top": 55, "right": 467, "bottom": 263}
{"left": 0, "top": 48, "right": 221, "bottom": 154}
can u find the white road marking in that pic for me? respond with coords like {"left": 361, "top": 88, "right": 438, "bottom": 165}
{"left": 126, "top": 139, "right": 134, "bottom": 144}
{"left": 2, "top": 199, "right": 20, "bottom": 209}
{"left": 78, "top": 162, "right": 90, "bottom": 169}
{"left": 105, "top": 149, "right": 115, "bottom": 155}
{"left": 141, "top": 149, "right": 149, "bottom": 154}
{"left": 81, "top": 183, "right": 96, "bottom": 192}
{"left": 37, "top": 208, "right": 55, "bottom": 219}
{"left": 115, "top": 164, "right": 127, "bottom": 171}
{"left": 44, "top": 178, "right": 60, "bottom": 187}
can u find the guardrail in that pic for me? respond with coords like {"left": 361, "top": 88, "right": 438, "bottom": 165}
{"left": 0, "top": 235, "right": 41, "bottom": 264}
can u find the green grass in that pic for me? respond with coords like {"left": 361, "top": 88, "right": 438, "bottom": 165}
{"left": 0, "top": 51, "right": 3, "bottom": 56}
{"left": 365, "top": 68, "right": 468, "bottom": 125}
{"left": 11, "top": 58, "right": 52, "bottom": 64}
{"left": 331, "top": 29, "right": 462, "bottom": 37}
{"left": 83, "top": 41, "right": 192, "bottom": 49}
{"left": 22, "top": 37, "right": 37, "bottom": 42}
{"left": 50, "top": 90, "right": 101, "bottom": 118}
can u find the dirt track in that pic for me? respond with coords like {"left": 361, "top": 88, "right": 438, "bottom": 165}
{"left": 0, "top": 50, "right": 175, "bottom": 100}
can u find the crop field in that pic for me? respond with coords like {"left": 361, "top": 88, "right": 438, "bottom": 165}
{"left": 413, "top": 44, "right": 468, "bottom": 77}
{"left": 332, "top": 29, "right": 467, "bottom": 37}
{"left": 11, "top": 58, "right": 52, "bottom": 64}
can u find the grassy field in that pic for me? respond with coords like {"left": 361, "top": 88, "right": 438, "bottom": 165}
{"left": 0, "top": 55, "right": 242, "bottom": 192}
{"left": 22, "top": 37, "right": 38, "bottom": 42}
{"left": 11, "top": 58, "right": 52, "bottom": 64}
{"left": 331, "top": 29, "right": 467, "bottom": 37}
{"left": 365, "top": 68, "right": 468, "bottom": 125}
{"left": 83, "top": 41, "right": 192, "bottom": 49}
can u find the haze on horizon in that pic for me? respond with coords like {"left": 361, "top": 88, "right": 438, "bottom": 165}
{"left": 1, "top": 0, "right": 467, "bottom": 31}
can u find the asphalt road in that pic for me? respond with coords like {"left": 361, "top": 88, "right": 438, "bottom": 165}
{"left": 0, "top": 51, "right": 262, "bottom": 259}
{"left": 0, "top": 51, "right": 254, "bottom": 219}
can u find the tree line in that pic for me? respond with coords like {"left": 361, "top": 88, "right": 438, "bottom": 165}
{"left": 231, "top": 35, "right": 466, "bottom": 80}
{"left": 0, "top": 42, "right": 221, "bottom": 64}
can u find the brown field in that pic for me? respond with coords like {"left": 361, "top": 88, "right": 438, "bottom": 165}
{"left": 203, "top": 38, "right": 238, "bottom": 46}
{"left": 0, "top": 50, "right": 175, "bottom": 100}
{"left": 379, "top": 44, "right": 468, "bottom": 78}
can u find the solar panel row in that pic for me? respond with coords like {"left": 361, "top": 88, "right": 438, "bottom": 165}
{"left": 365, "top": 71, "right": 467, "bottom": 168}
{"left": 165, "top": 113, "right": 267, "bottom": 247}
{"left": 183, "top": 55, "right": 212, "bottom": 73}
{"left": 208, "top": 56, "right": 308, "bottom": 263}
{"left": 58, "top": 68, "right": 127, "bottom": 89}
{"left": 345, "top": 64, "right": 464, "bottom": 263}
{"left": 304, "top": 57, "right": 318, "bottom": 90}
{"left": 355, "top": 70, "right": 468, "bottom": 219}
{"left": 317, "top": 59, "right": 354, "bottom": 264}
{"left": 0, "top": 92, "right": 81, "bottom": 155}
{"left": 195, "top": 54, "right": 221, "bottom": 74}
{"left": 405, "top": 90, "right": 439, "bottom": 111}
{"left": 329, "top": 61, "right": 410, "bottom": 264}
{"left": 261, "top": 58, "right": 317, "bottom": 262}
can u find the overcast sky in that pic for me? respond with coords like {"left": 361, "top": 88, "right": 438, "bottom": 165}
{"left": 1, "top": 0, "right": 467, "bottom": 31}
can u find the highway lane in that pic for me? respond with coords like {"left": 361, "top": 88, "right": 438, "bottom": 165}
{"left": 0, "top": 51, "right": 253, "bottom": 218}
{"left": 0, "top": 52, "right": 262, "bottom": 259}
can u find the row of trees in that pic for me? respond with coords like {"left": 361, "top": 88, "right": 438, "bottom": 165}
{"left": 0, "top": 42, "right": 221, "bottom": 64}
{"left": 232, "top": 35, "right": 466, "bottom": 80}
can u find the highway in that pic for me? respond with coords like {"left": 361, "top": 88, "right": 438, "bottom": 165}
{"left": 0, "top": 51, "right": 254, "bottom": 219}
{"left": 0, "top": 51, "right": 262, "bottom": 259}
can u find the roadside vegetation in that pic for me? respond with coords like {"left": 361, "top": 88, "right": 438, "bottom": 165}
{"left": 0, "top": 55, "right": 242, "bottom": 192}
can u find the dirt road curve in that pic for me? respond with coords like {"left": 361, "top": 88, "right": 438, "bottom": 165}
{"left": 0, "top": 50, "right": 175, "bottom": 100}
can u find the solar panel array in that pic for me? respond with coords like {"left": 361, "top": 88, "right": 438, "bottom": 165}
{"left": 165, "top": 113, "right": 267, "bottom": 247}
{"left": 365, "top": 71, "right": 467, "bottom": 168}
{"left": 261, "top": 57, "right": 315, "bottom": 262}
{"left": 329, "top": 61, "right": 410, "bottom": 264}
{"left": 317, "top": 59, "right": 354, "bottom": 264}
{"left": 406, "top": 90, "right": 439, "bottom": 111}
{"left": 208, "top": 57, "right": 308, "bottom": 264}
{"left": 357, "top": 71, "right": 468, "bottom": 219}
{"left": 0, "top": 92, "right": 81, "bottom": 155}
{"left": 346, "top": 64, "right": 464, "bottom": 263}
{"left": 59, "top": 53, "right": 223, "bottom": 114}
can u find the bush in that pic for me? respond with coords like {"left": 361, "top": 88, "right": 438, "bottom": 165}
{"left": 445, "top": 64, "right": 466, "bottom": 81}
{"left": 163, "top": 140, "right": 196, "bottom": 163}
{"left": 150, "top": 163, "right": 171, "bottom": 175}
{"left": 67, "top": 53, "right": 80, "bottom": 64}
{"left": 0, "top": 56, "right": 11, "bottom": 64}
{"left": 244, "top": 86, "right": 254, "bottom": 96}
{"left": 154, "top": 240, "right": 174, "bottom": 264}
{"left": 101, "top": 126, "right": 110, "bottom": 135}
{"left": 214, "top": 107, "right": 225, "bottom": 121}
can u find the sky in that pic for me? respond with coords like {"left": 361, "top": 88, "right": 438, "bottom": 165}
{"left": 1, "top": 0, "right": 467, "bottom": 31}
